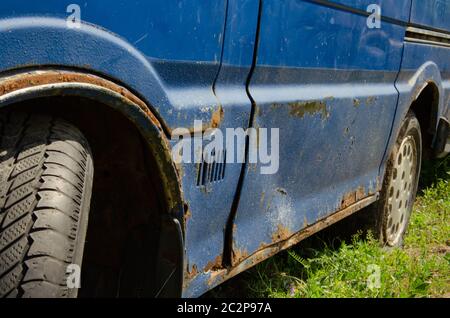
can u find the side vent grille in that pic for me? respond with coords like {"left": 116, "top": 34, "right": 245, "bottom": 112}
{"left": 197, "top": 149, "right": 226, "bottom": 187}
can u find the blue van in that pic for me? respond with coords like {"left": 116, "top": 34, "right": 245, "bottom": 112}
{"left": 0, "top": 0, "right": 448, "bottom": 298}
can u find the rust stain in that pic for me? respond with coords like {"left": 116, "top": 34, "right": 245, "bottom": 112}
{"left": 288, "top": 100, "right": 329, "bottom": 120}
{"left": 341, "top": 187, "right": 366, "bottom": 209}
{"left": 270, "top": 103, "right": 283, "bottom": 111}
{"left": 184, "top": 207, "right": 192, "bottom": 223}
{"left": 366, "top": 96, "right": 376, "bottom": 105}
{"left": 356, "top": 186, "right": 366, "bottom": 201}
{"left": 271, "top": 224, "right": 293, "bottom": 243}
{"left": 257, "top": 241, "right": 271, "bottom": 251}
{"left": 0, "top": 70, "right": 167, "bottom": 135}
{"left": 376, "top": 176, "right": 382, "bottom": 192}
{"left": 232, "top": 246, "right": 249, "bottom": 265}
{"left": 344, "top": 126, "right": 350, "bottom": 135}
{"left": 254, "top": 104, "right": 262, "bottom": 117}
{"left": 211, "top": 105, "right": 224, "bottom": 128}
{"left": 0, "top": 71, "right": 153, "bottom": 118}
{"left": 0, "top": 70, "right": 185, "bottom": 213}
{"left": 249, "top": 250, "right": 269, "bottom": 266}
{"left": 341, "top": 191, "right": 356, "bottom": 209}
{"left": 186, "top": 264, "right": 198, "bottom": 281}
{"left": 206, "top": 195, "right": 379, "bottom": 291}
{"left": 207, "top": 269, "right": 227, "bottom": 286}
{"left": 203, "top": 255, "right": 223, "bottom": 272}
{"left": 259, "top": 191, "right": 266, "bottom": 209}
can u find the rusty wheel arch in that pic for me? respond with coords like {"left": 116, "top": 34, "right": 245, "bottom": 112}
{"left": 0, "top": 68, "right": 185, "bottom": 297}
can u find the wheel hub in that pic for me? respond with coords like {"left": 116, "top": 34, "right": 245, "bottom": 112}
{"left": 386, "top": 136, "right": 417, "bottom": 246}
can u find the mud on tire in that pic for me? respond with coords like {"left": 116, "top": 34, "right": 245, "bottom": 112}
{"left": 0, "top": 111, "right": 93, "bottom": 298}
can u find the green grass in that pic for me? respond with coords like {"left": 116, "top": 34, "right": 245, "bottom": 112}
{"left": 209, "top": 156, "right": 450, "bottom": 298}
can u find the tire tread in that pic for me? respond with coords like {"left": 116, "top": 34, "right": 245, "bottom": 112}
{"left": 0, "top": 111, "right": 93, "bottom": 298}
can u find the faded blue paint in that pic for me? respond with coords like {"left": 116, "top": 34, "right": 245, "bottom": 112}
{"left": 322, "top": 0, "right": 412, "bottom": 22}
{"left": 232, "top": 0, "right": 403, "bottom": 268}
{"left": 410, "top": 0, "right": 450, "bottom": 32}
{"left": 256, "top": 1, "right": 405, "bottom": 70}
{"left": 175, "top": 0, "right": 259, "bottom": 286}
{"left": 0, "top": 0, "right": 227, "bottom": 131}
{"left": 184, "top": 0, "right": 449, "bottom": 297}
{"left": 1, "top": 0, "right": 226, "bottom": 61}
{"left": 0, "top": 0, "right": 449, "bottom": 298}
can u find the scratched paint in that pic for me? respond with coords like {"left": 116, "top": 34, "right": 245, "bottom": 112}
{"left": 0, "top": 0, "right": 448, "bottom": 299}
{"left": 287, "top": 100, "right": 329, "bottom": 120}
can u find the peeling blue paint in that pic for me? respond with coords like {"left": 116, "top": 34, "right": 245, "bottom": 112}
{"left": 0, "top": 0, "right": 448, "bottom": 298}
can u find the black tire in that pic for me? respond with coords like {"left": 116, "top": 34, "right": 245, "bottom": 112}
{"left": 364, "top": 110, "right": 422, "bottom": 247}
{"left": 0, "top": 111, "right": 93, "bottom": 298}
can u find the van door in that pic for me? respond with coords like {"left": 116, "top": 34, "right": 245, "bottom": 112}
{"left": 230, "top": 0, "right": 410, "bottom": 265}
